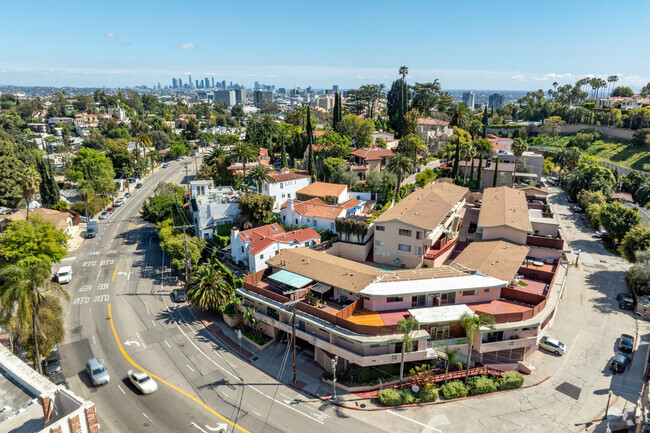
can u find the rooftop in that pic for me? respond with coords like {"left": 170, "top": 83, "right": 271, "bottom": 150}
{"left": 478, "top": 186, "right": 533, "bottom": 233}
{"left": 452, "top": 240, "right": 530, "bottom": 282}
{"left": 375, "top": 181, "right": 468, "bottom": 231}
{"left": 236, "top": 224, "right": 320, "bottom": 255}
{"left": 350, "top": 147, "right": 395, "bottom": 161}
{"left": 296, "top": 181, "right": 347, "bottom": 198}
{"left": 409, "top": 304, "right": 474, "bottom": 325}
{"left": 283, "top": 198, "right": 350, "bottom": 219}
{"left": 268, "top": 170, "right": 311, "bottom": 182}
{"left": 418, "top": 117, "right": 450, "bottom": 126}
{"left": 3, "top": 209, "right": 71, "bottom": 232}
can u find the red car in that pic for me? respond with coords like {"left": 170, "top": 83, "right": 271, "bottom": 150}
{"left": 106, "top": 207, "right": 116, "bottom": 214}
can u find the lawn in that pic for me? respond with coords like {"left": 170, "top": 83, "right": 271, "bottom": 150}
{"left": 530, "top": 135, "right": 650, "bottom": 170}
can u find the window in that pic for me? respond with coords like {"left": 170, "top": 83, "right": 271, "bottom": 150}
{"left": 241, "top": 246, "right": 244, "bottom": 253}
{"left": 399, "top": 229, "right": 412, "bottom": 237}
{"left": 331, "top": 222, "right": 335, "bottom": 229}
{"left": 416, "top": 231, "right": 421, "bottom": 240}
{"left": 295, "top": 219, "right": 298, "bottom": 224}
{"left": 282, "top": 216, "right": 286, "bottom": 221}
{"left": 398, "top": 244, "right": 411, "bottom": 252}
{"left": 375, "top": 240, "right": 384, "bottom": 246}
{"left": 483, "top": 288, "right": 490, "bottom": 293}
{"left": 376, "top": 225, "right": 385, "bottom": 231}
{"left": 267, "top": 307, "right": 279, "bottom": 320}
{"left": 313, "top": 219, "right": 318, "bottom": 226}
{"left": 463, "top": 290, "right": 478, "bottom": 296}
{"left": 387, "top": 296, "right": 403, "bottom": 303}
{"left": 415, "top": 246, "right": 422, "bottom": 255}
{"left": 280, "top": 183, "right": 284, "bottom": 189}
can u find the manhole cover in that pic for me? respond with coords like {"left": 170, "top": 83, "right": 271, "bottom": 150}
{"left": 555, "top": 382, "right": 581, "bottom": 400}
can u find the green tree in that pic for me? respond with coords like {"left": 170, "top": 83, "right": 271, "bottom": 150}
{"left": 599, "top": 202, "right": 641, "bottom": 244}
{"left": 387, "top": 153, "right": 413, "bottom": 199}
{"left": 151, "top": 130, "right": 171, "bottom": 150}
{"left": 410, "top": 81, "right": 442, "bottom": 116}
{"left": 36, "top": 157, "right": 60, "bottom": 208}
{"left": 553, "top": 147, "right": 582, "bottom": 171}
{"left": 332, "top": 92, "right": 343, "bottom": 132}
{"left": 397, "top": 316, "right": 419, "bottom": 389}
{"left": 246, "top": 165, "right": 276, "bottom": 193}
{"left": 511, "top": 138, "right": 528, "bottom": 170}
{"left": 20, "top": 295, "right": 65, "bottom": 365}
{"left": 0, "top": 216, "right": 69, "bottom": 266}
{"left": 387, "top": 68, "right": 409, "bottom": 137}
{"left": 237, "top": 194, "right": 275, "bottom": 227}
{"left": 183, "top": 116, "right": 200, "bottom": 140}
{"left": 186, "top": 261, "right": 234, "bottom": 310}
{"left": 106, "top": 140, "right": 135, "bottom": 178}
{"left": 0, "top": 258, "right": 70, "bottom": 372}
{"left": 481, "top": 107, "right": 488, "bottom": 138}
{"left": 565, "top": 158, "right": 616, "bottom": 198}
{"left": 323, "top": 157, "right": 345, "bottom": 182}
{"left": 441, "top": 343, "right": 463, "bottom": 384}
{"left": 315, "top": 132, "right": 353, "bottom": 158}
{"left": 397, "top": 134, "right": 427, "bottom": 173}
{"left": 474, "top": 138, "right": 492, "bottom": 187}
{"left": 611, "top": 86, "right": 634, "bottom": 97}
{"left": 450, "top": 127, "right": 472, "bottom": 178}
{"left": 306, "top": 105, "right": 317, "bottom": 181}
{"left": 450, "top": 103, "right": 471, "bottom": 129}
{"left": 232, "top": 142, "right": 259, "bottom": 188}
{"left": 620, "top": 226, "right": 650, "bottom": 262}
{"left": 18, "top": 167, "right": 41, "bottom": 221}
{"left": 67, "top": 147, "right": 116, "bottom": 208}
{"left": 460, "top": 312, "right": 495, "bottom": 383}
{"left": 492, "top": 153, "right": 501, "bottom": 187}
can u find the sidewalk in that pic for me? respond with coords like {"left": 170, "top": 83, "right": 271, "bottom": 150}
{"left": 67, "top": 224, "right": 85, "bottom": 251}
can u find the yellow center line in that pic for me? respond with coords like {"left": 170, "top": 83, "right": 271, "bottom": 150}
{"left": 107, "top": 304, "right": 251, "bottom": 433}
{"left": 111, "top": 264, "right": 119, "bottom": 282}
{"left": 123, "top": 216, "right": 136, "bottom": 248}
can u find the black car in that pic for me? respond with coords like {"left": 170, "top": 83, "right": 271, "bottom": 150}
{"left": 619, "top": 334, "right": 635, "bottom": 353}
{"left": 172, "top": 289, "right": 187, "bottom": 303}
{"left": 42, "top": 347, "right": 61, "bottom": 376}
{"left": 49, "top": 371, "right": 70, "bottom": 389}
{"left": 610, "top": 353, "right": 631, "bottom": 373}
{"left": 617, "top": 293, "right": 635, "bottom": 310}
{"left": 135, "top": 183, "right": 143, "bottom": 188}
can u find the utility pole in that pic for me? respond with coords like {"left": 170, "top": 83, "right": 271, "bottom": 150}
{"left": 194, "top": 153, "right": 199, "bottom": 175}
{"left": 184, "top": 162, "right": 190, "bottom": 192}
{"left": 292, "top": 307, "right": 297, "bottom": 383}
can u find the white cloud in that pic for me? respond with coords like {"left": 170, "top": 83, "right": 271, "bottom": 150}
{"left": 105, "top": 32, "right": 117, "bottom": 38}
{"left": 178, "top": 43, "right": 197, "bottom": 50}
{"left": 356, "top": 75, "right": 372, "bottom": 80}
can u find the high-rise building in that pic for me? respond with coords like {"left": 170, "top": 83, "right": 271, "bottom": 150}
{"left": 214, "top": 90, "right": 236, "bottom": 106}
{"left": 488, "top": 93, "right": 504, "bottom": 110}
{"left": 333, "top": 85, "right": 339, "bottom": 92}
{"left": 230, "top": 81, "right": 233, "bottom": 89}
{"left": 172, "top": 78, "right": 178, "bottom": 88}
{"left": 204, "top": 78, "right": 210, "bottom": 88}
{"left": 211, "top": 77, "right": 215, "bottom": 88}
{"left": 253, "top": 90, "right": 273, "bottom": 107}
{"left": 462, "top": 91, "right": 475, "bottom": 109}
{"left": 189, "top": 75, "right": 193, "bottom": 89}
{"left": 254, "top": 81, "right": 260, "bottom": 90}
{"left": 178, "top": 78, "right": 183, "bottom": 88}
{"left": 234, "top": 89, "right": 246, "bottom": 104}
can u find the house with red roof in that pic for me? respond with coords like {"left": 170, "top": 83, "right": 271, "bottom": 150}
{"left": 416, "top": 117, "right": 452, "bottom": 150}
{"left": 261, "top": 168, "right": 312, "bottom": 210}
{"left": 280, "top": 197, "right": 365, "bottom": 234}
{"left": 230, "top": 223, "right": 321, "bottom": 272}
{"left": 348, "top": 145, "right": 395, "bottom": 180}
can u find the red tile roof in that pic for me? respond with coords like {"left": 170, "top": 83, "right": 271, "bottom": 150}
{"left": 417, "top": 118, "right": 450, "bottom": 126}
{"left": 289, "top": 198, "right": 345, "bottom": 219}
{"left": 268, "top": 171, "right": 311, "bottom": 182}
{"left": 241, "top": 223, "right": 321, "bottom": 254}
{"left": 297, "top": 181, "right": 347, "bottom": 198}
{"left": 350, "top": 148, "right": 395, "bottom": 161}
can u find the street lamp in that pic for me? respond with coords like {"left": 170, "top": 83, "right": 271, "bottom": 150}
{"left": 604, "top": 390, "right": 613, "bottom": 420}
{"left": 575, "top": 249, "right": 581, "bottom": 267}
{"left": 331, "top": 355, "right": 339, "bottom": 402}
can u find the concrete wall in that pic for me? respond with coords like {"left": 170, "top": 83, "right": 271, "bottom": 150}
{"left": 327, "top": 240, "right": 372, "bottom": 263}
{"left": 531, "top": 221, "right": 559, "bottom": 237}
{"left": 264, "top": 176, "right": 311, "bottom": 210}
{"left": 373, "top": 221, "right": 427, "bottom": 268}
{"left": 364, "top": 296, "right": 412, "bottom": 312}
{"left": 531, "top": 123, "right": 635, "bottom": 140}
{"left": 527, "top": 247, "right": 564, "bottom": 261}
{"left": 481, "top": 227, "right": 528, "bottom": 245}
{"left": 454, "top": 287, "right": 501, "bottom": 304}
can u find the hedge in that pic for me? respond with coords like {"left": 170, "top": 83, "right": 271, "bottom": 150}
{"left": 377, "top": 387, "right": 439, "bottom": 406}
{"left": 440, "top": 380, "right": 468, "bottom": 399}
{"left": 468, "top": 376, "right": 497, "bottom": 395}
{"left": 498, "top": 371, "right": 524, "bottom": 390}
{"left": 377, "top": 389, "right": 403, "bottom": 406}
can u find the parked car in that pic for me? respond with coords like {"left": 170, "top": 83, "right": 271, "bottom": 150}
{"left": 594, "top": 229, "right": 607, "bottom": 239}
{"left": 163, "top": 163, "right": 170, "bottom": 168}
{"left": 49, "top": 371, "right": 69, "bottom": 389}
{"left": 99, "top": 211, "right": 110, "bottom": 220}
{"left": 571, "top": 205, "right": 583, "bottom": 213}
{"left": 609, "top": 353, "right": 631, "bottom": 373}
{"left": 114, "top": 198, "right": 125, "bottom": 207}
{"left": 172, "top": 289, "right": 187, "bottom": 303}
{"left": 619, "top": 334, "right": 635, "bottom": 353}
{"left": 86, "top": 221, "right": 98, "bottom": 238}
{"left": 42, "top": 347, "right": 62, "bottom": 376}
{"left": 135, "top": 183, "right": 143, "bottom": 188}
{"left": 127, "top": 370, "right": 158, "bottom": 394}
{"left": 539, "top": 336, "right": 566, "bottom": 355}
{"left": 124, "top": 192, "right": 131, "bottom": 198}
{"left": 106, "top": 207, "right": 116, "bottom": 214}
{"left": 56, "top": 266, "right": 72, "bottom": 284}
{"left": 617, "top": 293, "right": 635, "bottom": 310}
{"left": 86, "top": 358, "right": 110, "bottom": 386}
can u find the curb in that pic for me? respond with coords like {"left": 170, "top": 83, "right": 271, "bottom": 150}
{"left": 290, "top": 375, "right": 552, "bottom": 411}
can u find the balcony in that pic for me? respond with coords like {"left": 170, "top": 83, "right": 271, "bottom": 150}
{"left": 526, "top": 234, "right": 566, "bottom": 251}
{"left": 424, "top": 238, "right": 458, "bottom": 260}
{"left": 478, "top": 335, "right": 538, "bottom": 353}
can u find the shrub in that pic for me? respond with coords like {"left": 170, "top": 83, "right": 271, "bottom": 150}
{"left": 440, "top": 380, "right": 468, "bottom": 399}
{"left": 216, "top": 224, "right": 232, "bottom": 237}
{"left": 467, "top": 376, "right": 497, "bottom": 395}
{"left": 52, "top": 200, "right": 68, "bottom": 210}
{"left": 498, "top": 371, "right": 524, "bottom": 390}
{"left": 377, "top": 389, "right": 403, "bottom": 406}
{"left": 418, "top": 387, "right": 439, "bottom": 402}
{"left": 401, "top": 389, "right": 416, "bottom": 405}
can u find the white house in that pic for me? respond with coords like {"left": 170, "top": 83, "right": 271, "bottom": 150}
{"left": 280, "top": 197, "right": 365, "bottom": 233}
{"left": 231, "top": 223, "right": 320, "bottom": 272}
{"left": 261, "top": 168, "right": 311, "bottom": 210}
{"left": 189, "top": 180, "right": 242, "bottom": 239}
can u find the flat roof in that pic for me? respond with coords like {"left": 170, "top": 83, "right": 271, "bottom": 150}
{"left": 409, "top": 304, "right": 474, "bottom": 324}
{"left": 360, "top": 273, "right": 507, "bottom": 298}
{"left": 268, "top": 269, "right": 313, "bottom": 289}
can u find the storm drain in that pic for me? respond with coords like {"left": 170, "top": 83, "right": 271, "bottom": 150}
{"left": 555, "top": 382, "right": 581, "bottom": 400}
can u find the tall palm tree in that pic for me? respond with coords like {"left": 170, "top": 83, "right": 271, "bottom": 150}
{"left": 136, "top": 133, "right": 153, "bottom": 172}
{"left": 387, "top": 153, "right": 413, "bottom": 200}
{"left": 437, "top": 144, "right": 456, "bottom": 162}
{"left": 0, "top": 258, "right": 70, "bottom": 373}
{"left": 231, "top": 142, "right": 259, "bottom": 189}
{"left": 398, "top": 66, "right": 408, "bottom": 80}
{"left": 459, "top": 142, "right": 475, "bottom": 185}
{"left": 186, "top": 261, "right": 234, "bottom": 311}
{"left": 18, "top": 167, "right": 42, "bottom": 221}
{"left": 397, "top": 316, "right": 419, "bottom": 389}
{"left": 474, "top": 138, "right": 493, "bottom": 188}
{"left": 460, "top": 312, "right": 495, "bottom": 383}
{"left": 259, "top": 114, "right": 279, "bottom": 156}
{"left": 450, "top": 104, "right": 470, "bottom": 129}
{"left": 607, "top": 75, "right": 618, "bottom": 97}
{"left": 203, "top": 144, "right": 225, "bottom": 167}
{"left": 511, "top": 137, "right": 528, "bottom": 173}
{"left": 246, "top": 165, "right": 276, "bottom": 193}
{"left": 440, "top": 343, "right": 463, "bottom": 384}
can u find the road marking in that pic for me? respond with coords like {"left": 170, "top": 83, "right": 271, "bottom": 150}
{"left": 124, "top": 340, "right": 141, "bottom": 348}
{"left": 279, "top": 392, "right": 292, "bottom": 400}
{"left": 220, "top": 391, "right": 228, "bottom": 397}
{"left": 97, "top": 283, "right": 109, "bottom": 291}
{"left": 92, "top": 336, "right": 96, "bottom": 344}
{"left": 190, "top": 422, "right": 208, "bottom": 433}
{"left": 117, "top": 385, "right": 126, "bottom": 395}
{"left": 107, "top": 304, "right": 252, "bottom": 433}
{"left": 143, "top": 413, "right": 152, "bottom": 422}
{"left": 123, "top": 216, "right": 136, "bottom": 246}
{"left": 144, "top": 302, "right": 151, "bottom": 315}
{"left": 89, "top": 251, "right": 99, "bottom": 256}
{"left": 61, "top": 256, "right": 77, "bottom": 261}
{"left": 82, "top": 261, "right": 97, "bottom": 267}
{"left": 151, "top": 319, "right": 157, "bottom": 327}
{"left": 165, "top": 340, "right": 171, "bottom": 348}
{"left": 127, "top": 271, "right": 131, "bottom": 281}
{"left": 79, "top": 285, "right": 91, "bottom": 292}
{"left": 111, "top": 264, "right": 119, "bottom": 282}
{"left": 100, "top": 260, "right": 115, "bottom": 266}
{"left": 252, "top": 411, "right": 261, "bottom": 417}
{"left": 94, "top": 294, "right": 110, "bottom": 303}
{"left": 73, "top": 297, "right": 90, "bottom": 305}
{"left": 205, "top": 424, "right": 229, "bottom": 432}
{"left": 387, "top": 410, "right": 442, "bottom": 432}
{"left": 186, "top": 364, "right": 195, "bottom": 372}
{"left": 107, "top": 249, "right": 116, "bottom": 255}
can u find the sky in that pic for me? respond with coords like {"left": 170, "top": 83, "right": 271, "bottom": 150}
{"left": 1, "top": 0, "right": 649, "bottom": 91}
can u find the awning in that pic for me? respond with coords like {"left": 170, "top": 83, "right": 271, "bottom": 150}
{"left": 408, "top": 304, "right": 474, "bottom": 325}
{"left": 268, "top": 270, "right": 313, "bottom": 289}
{"left": 514, "top": 173, "right": 538, "bottom": 178}
{"left": 309, "top": 282, "right": 332, "bottom": 294}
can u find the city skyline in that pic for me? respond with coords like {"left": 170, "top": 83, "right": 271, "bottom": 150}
{"left": 2, "top": 0, "right": 650, "bottom": 90}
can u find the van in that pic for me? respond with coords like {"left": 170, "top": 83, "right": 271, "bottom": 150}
{"left": 86, "top": 221, "right": 98, "bottom": 238}
{"left": 56, "top": 266, "right": 72, "bottom": 284}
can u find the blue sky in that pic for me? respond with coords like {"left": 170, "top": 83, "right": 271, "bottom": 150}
{"left": 1, "top": 0, "right": 649, "bottom": 90}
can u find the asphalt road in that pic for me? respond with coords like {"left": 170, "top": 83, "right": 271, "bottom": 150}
{"left": 58, "top": 159, "right": 381, "bottom": 433}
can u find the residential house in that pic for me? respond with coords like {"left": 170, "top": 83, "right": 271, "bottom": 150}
{"left": 296, "top": 181, "right": 348, "bottom": 205}
{"left": 231, "top": 224, "right": 320, "bottom": 273}
{"left": 188, "top": 180, "right": 241, "bottom": 239}
{"left": 416, "top": 118, "right": 453, "bottom": 150}
{"left": 497, "top": 151, "right": 544, "bottom": 182}
{"left": 280, "top": 197, "right": 364, "bottom": 233}
{"left": 228, "top": 148, "right": 271, "bottom": 176}
{"left": 348, "top": 146, "right": 395, "bottom": 180}
{"left": 373, "top": 181, "right": 468, "bottom": 268}
{"left": 73, "top": 114, "right": 97, "bottom": 125}
{"left": 489, "top": 137, "right": 514, "bottom": 152}
{"left": 261, "top": 168, "right": 311, "bottom": 210}
{"left": 457, "top": 159, "right": 516, "bottom": 190}
{"left": 3, "top": 208, "right": 75, "bottom": 236}
{"left": 47, "top": 117, "right": 74, "bottom": 127}
{"left": 27, "top": 123, "right": 48, "bottom": 133}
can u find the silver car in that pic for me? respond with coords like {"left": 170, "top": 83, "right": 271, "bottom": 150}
{"left": 127, "top": 370, "right": 158, "bottom": 394}
{"left": 86, "top": 358, "right": 110, "bottom": 386}
{"left": 539, "top": 336, "right": 566, "bottom": 355}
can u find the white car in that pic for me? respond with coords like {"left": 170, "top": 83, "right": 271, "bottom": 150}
{"left": 114, "top": 198, "right": 125, "bottom": 207}
{"left": 56, "top": 266, "right": 72, "bottom": 284}
{"left": 127, "top": 370, "right": 158, "bottom": 394}
{"left": 539, "top": 336, "right": 566, "bottom": 355}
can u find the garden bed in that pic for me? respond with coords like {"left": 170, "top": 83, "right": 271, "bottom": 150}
{"left": 240, "top": 327, "right": 273, "bottom": 350}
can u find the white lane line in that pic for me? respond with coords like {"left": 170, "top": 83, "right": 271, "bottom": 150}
{"left": 252, "top": 411, "right": 261, "bottom": 417}
{"left": 144, "top": 302, "right": 151, "bottom": 315}
{"left": 279, "top": 392, "right": 292, "bottom": 400}
{"left": 248, "top": 385, "right": 323, "bottom": 424}
{"left": 92, "top": 336, "right": 96, "bottom": 344}
{"left": 186, "top": 364, "right": 195, "bottom": 372}
{"left": 117, "top": 385, "right": 126, "bottom": 395}
{"left": 221, "top": 391, "right": 229, "bottom": 397}
{"left": 151, "top": 319, "right": 156, "bottom": 327}
{"left": 143, "top": 412, "right": 153, "bottom": 423}
{"left": 387, "top": 410, "right": 442, "bottom": 432}
{"left": 127, "top": 271, "right": 131, "bottom": 280}
{"left": 190, "top": 422, "right": 208, "bottom": 433}
{"left": 165, "top": 340, "right": 171, "bottom": 349}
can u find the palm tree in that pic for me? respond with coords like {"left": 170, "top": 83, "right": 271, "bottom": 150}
{"left": 450, "top": 103, "right": 470, "bottom": 129}
{"left": 460, "top": 312, "right": 495, "bottom": 383}
{"left": 185, "top": 261, "right": 234, "bottom": 311}
{"left": 554, "top": 147, "right": 582, "bottom": 171}
{"left": 231, "top": 142, "right": 259, "bottom": 189}
{"left": 18, "top": 167, "right": 41, "bottom": 221}
{"left": 607, "top": 75, "right": 618, "bottom": 97}
{"left": 511, "top": 137, "right": 528, "bottom": 172}
{"left": 440, "top": 343, "right": 463, "bottom": 384}
{"left": 203, "top": 144, "right": 225, "bottom": 167}
{"left": 399, "top": 66, "right": 409, "bottom": 80}
{"left": 136, "top": 133, "right": 153, "bottom": 172}
{"left": 246, "top": 164, "right": 276, "bottom": 193}
{"left": 0, "top": 258, "right": 70, "bottom": 373}
{"left": 474, "top": 138, "right": 493, "bottom": 188}
{"left": 387, "top": 153, "right": 413, "bottom": 200}
{"left": 459, "top": 142, "right": 475, "bottom": 185}
{"left": 397, "top": 316, "right": 419, "bottom": 389}
{"left": 437, "top": 144, "right": 455, "bottom": 162}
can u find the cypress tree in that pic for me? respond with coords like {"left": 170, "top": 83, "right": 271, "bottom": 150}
{"left": 482, "top": 106, "right": 488, "bottom": 138}
{"left": 37, "top": 157, "right": 60, "bottom": 207}
{"left": 492, "top": 156, "right": 500, "bottom": 187}
{"left": 333, "top": 92, "right": 342, "bottom": 132}
{"left": 280, "top": 136, "right": 288, "bottom": 169}
{"left": 306, "top": 105, "right": 317, "bottom": 181}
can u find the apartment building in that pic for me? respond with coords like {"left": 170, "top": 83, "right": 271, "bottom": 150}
{"left": 416, "top": 118, "right": 453, "bottom": 150}
{"left": 261, "top": 168, "right": 311, "bottom": 210}
{"left": 373, "top": 181, "right": 468, "bottom": 268}
{"left": 188, "top": 180, "right": 241, "bottom": 239}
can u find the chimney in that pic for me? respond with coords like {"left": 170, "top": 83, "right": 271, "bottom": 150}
{"left": 280, "top": 166, "right": 289, "bottom": 174}
{"left": 231, "top": 226, "right": 239, "bottom": 240}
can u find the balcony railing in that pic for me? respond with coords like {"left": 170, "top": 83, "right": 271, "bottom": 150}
{"left": 478, "top": 335, "right": 538, "bottom": 353}
{"left": 526, "top": 234, "right": 565, "bottom": 250}
{"left": 424, "top": 238, "right": 458, "bottom": 260}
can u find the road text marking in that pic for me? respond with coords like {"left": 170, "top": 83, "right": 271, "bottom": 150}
{"left": 73, "top": 297, "right": 90, "bottom": 305}
{"left": 79, "top": 285, "right": 91, "bottom": 292}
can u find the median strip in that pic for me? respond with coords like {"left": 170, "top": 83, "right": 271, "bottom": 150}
{"left": 111, "top": 264, "right": 118, "bottom": 282}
